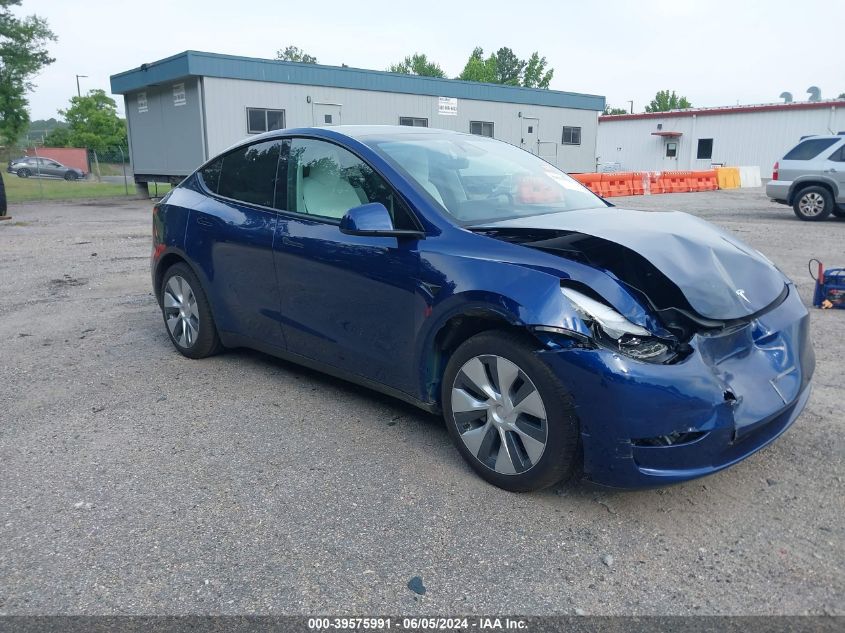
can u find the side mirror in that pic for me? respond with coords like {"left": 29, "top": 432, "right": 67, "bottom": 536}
{"left": 339, "top": 203, "right": 424, "bottom": 239}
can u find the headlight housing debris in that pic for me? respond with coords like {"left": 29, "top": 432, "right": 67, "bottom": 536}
{"left": 560, "top": 287, "right": 672, "bottom": 362}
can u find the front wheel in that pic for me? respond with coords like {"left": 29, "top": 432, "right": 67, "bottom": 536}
{"left": 442, "top": 331, "right": 580, "bottom": 492}
{"left": 17, "top": 168, "right": 31, "bottom": 178}
{"left": 793, "top": 186, "right": 833, "bottom": 221}
{"left": 64, "top": 171, "right": 79, "bottom": 181}
{"left": 160, "top": 263, "right": 222, "bottom": 359}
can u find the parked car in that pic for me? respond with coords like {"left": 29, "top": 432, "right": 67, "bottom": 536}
{"left": 151, "top": 126, "right": 814, "bottom": 491}
{"left": 7, "top": 156, "right": 85, "bottom": 180}
{"left": 767, "top": 134, "right": 845, "bottom": 220}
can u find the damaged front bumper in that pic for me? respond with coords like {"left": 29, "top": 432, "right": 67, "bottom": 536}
{"left": 536, "top": 285, "right": 815, "bottom": 489}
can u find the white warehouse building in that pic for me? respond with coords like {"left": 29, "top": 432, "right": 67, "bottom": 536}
{"left": 597, "top": 100, "right": 845, "bottom": 175}
{"left": 110, "top": 51, "right": 605, "bottom": 186}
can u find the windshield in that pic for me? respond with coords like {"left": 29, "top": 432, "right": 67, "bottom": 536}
{"left": 369, "top": 133, "right": 606, "bottom": 225}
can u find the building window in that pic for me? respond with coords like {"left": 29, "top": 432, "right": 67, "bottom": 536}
{"left": 137, "top": 92, "right": 148, "bottom": 113}
{"left": 469, "top": 121, "right": 494, "bottom": 137}
{"left": 173, "top": 83, "right": 186, "bottom": 107}
{"left": 247, "top": 108, "right": 286, "bottom": 134}
{"left": 666, "top": 142, "right": 678, "bottom": 158}
{"left": 399, "top": 117, "right": 428, "bottom": 127}
{"left": 697, "top": 138, "right": 713, "bottom": 160}
{"left": 562, "top": 126, "right": 581, "bottom": 145}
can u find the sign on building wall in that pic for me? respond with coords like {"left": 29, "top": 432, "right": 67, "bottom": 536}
{"left": 137, "top": 92, "right": 148, "bottom": 113}
{"left": 438, "top": 97, "right": 458, "bottom": 116}
{"left": 173, "top": 83, "right": 186, "bottom": 107}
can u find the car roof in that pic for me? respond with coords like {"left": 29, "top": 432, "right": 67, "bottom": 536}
{"left": 247, "top": 125, "right": 468, "bottom": 146}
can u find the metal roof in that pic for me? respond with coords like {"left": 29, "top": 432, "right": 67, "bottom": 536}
{"left": 599, "top": 100, "right": 845, "bottom": 122}
{"left": 110, "top": 50, "right": 605, "bottom": 111}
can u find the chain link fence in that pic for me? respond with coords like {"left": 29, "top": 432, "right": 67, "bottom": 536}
{"left": 0, "top": 144, "right": 169, "bottom": 204}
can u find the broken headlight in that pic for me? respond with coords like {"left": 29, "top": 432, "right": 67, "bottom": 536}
{"left": 560, "top": 287, "right": 672, "bottom": 362}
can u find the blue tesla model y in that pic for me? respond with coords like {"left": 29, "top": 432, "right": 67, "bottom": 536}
{"left": 151, "top": 126, "right": 814, "bottom": 491}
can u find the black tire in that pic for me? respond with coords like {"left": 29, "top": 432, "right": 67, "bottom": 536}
{"left": 17, "top": 168, "right": 30, "bottom": 178}
{"left": 159, "top": 262, "right": 222, "bottom": 359}
{"left": 833, "top": 205, "right": 845, "bottom": 218}
{"left": 792, "top": 186, "right": 833, "bottom": 221}
{"left": 441, "top": 330, "right": 580, "bottom": 492}
{"left": 64, "top": 171, "right": 78, "bottom": 181}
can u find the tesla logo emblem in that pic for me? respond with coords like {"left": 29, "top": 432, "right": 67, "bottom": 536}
{"left": 736, "top": 289, "right": 751, "bottom": 304}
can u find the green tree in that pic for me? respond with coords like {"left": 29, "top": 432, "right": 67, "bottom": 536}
{"left": 458, "top": 46, "right": 555, "bottom": 89}
{"left": 276, "top": 45, "right": 317, "bottom": 63}
{"left": 603, "top": 105, "right": 629, "bottom": 115}
{"left": 388, "top": 53, "right": 445, "bottom": 77}
{"left": 55, "top": 89, "right": 127, "bottom": 151}
{"left": 0, "top": 0, "right": 56, "bottom": 146}
{"left": 522, "top": 52, "right": 553, "bottom": 89}
{"left": 457, "top": 47, "right": 497, "bottom": 83}
{"left": 645, "top": 90, "right": 692, "bottom": 112}
{"left": 493, "top": 47, "right": 525, "bottom": 85}
{"left": 839, "top": 92, "right": 845, "bottom": 99}
{"left": 42, "top": 123, "right": 70, "bottom": 146}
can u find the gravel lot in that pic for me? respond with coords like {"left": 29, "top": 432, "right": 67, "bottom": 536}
{"left": 0, "top": 188, "right": 842, "bottom": 615}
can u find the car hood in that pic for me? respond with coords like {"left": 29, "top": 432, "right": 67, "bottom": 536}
{"left": 475, "top": 207, "right": 786, "bottom": 321}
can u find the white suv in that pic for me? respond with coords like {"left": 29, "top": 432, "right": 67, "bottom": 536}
{"left": 766, "top": 134, "right": 845, "bottom": 221}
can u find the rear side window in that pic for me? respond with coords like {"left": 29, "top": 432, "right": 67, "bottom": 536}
{"left": 828, "top": 145, "right": 845, "bottom": 162}
{"left": 216, "top": 140, "right": 282, "bottom": 208}
{"left": 783, "top": 138, "right": 839, "bottom": 160}
{"left": 198, "top": 159, "right": 222, "bottom": 193}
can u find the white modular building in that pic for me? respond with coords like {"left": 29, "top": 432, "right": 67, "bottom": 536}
{"left": 597, "top": 100, "right": 845, "bottom": 175}
{"left": 110, "top": 51, "right": 606, "bottom": 185}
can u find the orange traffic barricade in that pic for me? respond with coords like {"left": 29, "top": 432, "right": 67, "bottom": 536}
{"left": 601, "top": 172, "right": 633, "bottom": 197}
{"left": 571, "top": 172, "right": 607, "bottom": 197}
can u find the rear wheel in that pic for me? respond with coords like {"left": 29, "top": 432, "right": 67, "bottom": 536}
{"left": 442, "top": 331, "right": 580, "bottom": 492}
{"left": 160, "top": 263, "right": 222, "bottom": 359}
{"left": 792, "top": 186, "right": 833, "bottom": 221}
{"left": 17, "top": 168, "right": 30, "bottom": 178}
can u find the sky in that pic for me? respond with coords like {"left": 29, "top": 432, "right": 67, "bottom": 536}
{"left": 19, "top": 0, "right": 845, "bottom": 120}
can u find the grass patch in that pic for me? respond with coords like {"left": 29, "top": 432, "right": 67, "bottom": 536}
{"left": 4, "top": 175, "right": 171, "bottom": 203}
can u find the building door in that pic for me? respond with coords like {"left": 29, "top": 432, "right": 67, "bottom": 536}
{"left": 313, "top": 103, "right": 342, "bottom": 126}
{"left": 521, "top": 117, "right": 539, "bottom": 154}
{"left": 663, "top": 139, "right": 680, "bottom": 170}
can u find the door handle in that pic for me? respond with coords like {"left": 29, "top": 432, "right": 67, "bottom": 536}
{"left": 281, "top": 236, "right": 304, "bottom": 248}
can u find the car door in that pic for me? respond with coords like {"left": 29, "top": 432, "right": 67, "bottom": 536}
{"left": 43, "top": 159, "right": 63, "bottom": 177}
{"left": 272, "top": 137, "right": 422, "bottom": 393}
{"left": 184, "top": 138, "right": 286, "bottom": 349}
{"left": 824, "top": 143, "right": 845, "bottom": 202}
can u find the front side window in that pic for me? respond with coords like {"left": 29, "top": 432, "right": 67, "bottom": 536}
{"left": 214, "top": 140, "right": 282, "bottom": 208}
{"left": 783, "top": 138, "right": 839, "bottom": 161}
{"left": 697, "top": 138, "right": 713, "bottom": 160}
{"left": 562, "top": 126, "right": 581, "bottom": 145}
{"left": 470, "top": 121, "right": 494, "bottom": 137}
{"left": 370, "top": 133, "right": 603, "bottom": 225}
{"left": 286, "top": 138, "right": 416, "bottom": 229}
{"left": 247, "top": 108, "right": 286, "bottom": 134}
{"left": 399, "top": 117, "right": 428, "bottom": 127}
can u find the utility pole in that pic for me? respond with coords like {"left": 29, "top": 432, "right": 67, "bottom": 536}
{"left": 628, "top": 100, "right": 634, "bottom": 114}
{"left": 75, "top": 74, "right": 88, "bottom": 98}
